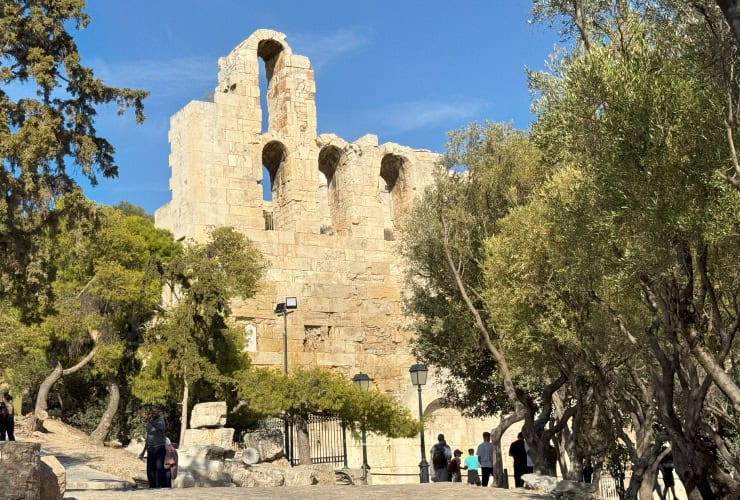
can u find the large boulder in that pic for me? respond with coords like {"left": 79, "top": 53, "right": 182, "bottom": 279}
{"left": 186, "top": 468, "right": 233, "bottom": 487}
{"left": 522, "top": 473, "right": 559, "bottom": 493}
{"left": 224, "top": 462, "right": 285, "bottom": 487}
{"left": 190, "top": 402, "right": 228, "bottom": 429}
{"left": 283, "top": 464, "right": 335, "bottom": 486}
{"left": 173, "top": 470, "right": 196, "bottom": 488}
{"left": 178, "top": 446, "right": 228, "bottom": 474}
{"left": 242, "top": 428, "right": 284, "bottom": 462}
{"left": 0, "top": 442, "right": 41, "bottom": 499}
{"left": 552, "top": 479, "right": 598, "bottom": 500}
{"left": 182, "top": 427, "right": 235, "bottom": 449}
{"left": 40, "top": 455, "right": 66, "bottom": 500}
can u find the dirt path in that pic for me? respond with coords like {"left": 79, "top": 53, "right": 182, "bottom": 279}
{"left": 17, "top": 416, "right": 144, "bottom": 484}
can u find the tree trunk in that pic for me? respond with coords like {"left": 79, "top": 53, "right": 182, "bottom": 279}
{"left": 491, "top": 411, "right": 523, "bottom": 487}
{"left": 294, "top": 415, "right": 311, "bottom": 465}
{"left": 90, "top": 381, "right": 120, "bottom": 443}
{"left": 716, "top": 0, "right": 740, "bottom": 50}
{"left": 637, "top": 467, "right": 658, "bottom": 500}
{"left": 179, "top": 379, "right": 189, "bottom": 448}
{"left": 35, "top": 362, "right": 63, "bottom": 419}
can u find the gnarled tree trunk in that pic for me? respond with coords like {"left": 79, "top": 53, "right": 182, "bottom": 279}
{"left": 34, "top": 346, "right": 97, "bottom": 431}
{"left": 90, "top": 381, "right": 120, "bottom": 443}
{"left": 179, "top": 379, "right": 189, "bottom": 448}
{"left": 491, "top": 411, "right": 523, "bottom": 487}
{"left": 294, "top": 415, "right": 311, "bottom": 465}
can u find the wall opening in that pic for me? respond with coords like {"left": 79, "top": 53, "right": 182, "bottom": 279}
{"left": 318, "top": 145, "right": 342, "bottom": 235}
{"left": 262, "top": 141, "right": 287, "bottom": 227}
{"left": 257, "top": 39, "right": 284, "bottom": 134}
{"left": 379, "top": 154, "right": 408, "bottom": 240}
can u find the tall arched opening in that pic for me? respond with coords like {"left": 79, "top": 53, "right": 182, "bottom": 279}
{"left": 379, "top": 154, "right": 408, "bottom": 240}
{"left": 318, "top": 145, "right": 342, "bottom": 234}
{"left": 262, "top": 140, "right": 287, "bottom": 230}
{"left": 257, "top": 39, "right": 285, "bottom": 134}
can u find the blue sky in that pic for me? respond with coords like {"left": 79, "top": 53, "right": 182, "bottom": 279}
{"left": 73, "top": 1, "right": 559, "bottom": 213}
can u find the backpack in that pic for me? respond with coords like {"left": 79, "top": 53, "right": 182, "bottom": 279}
{"left": 432, "top": 444, "right": 448, "bottom": 468}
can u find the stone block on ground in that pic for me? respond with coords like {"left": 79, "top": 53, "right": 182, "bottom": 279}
{"left": 242, "top": 428, "right": 284, "bottom": 462}
{"left": 190, "top": 402, "right": 228, "bottom": 428}
{"left": 522, "top": 473, "right": 559, "bottom": 493}
{"left": 40, "top": 455, "right": 66, "bottom": 500}
{"left": 173, "top": 470, "right": 196, "bottom": 488}
{"left": 283, "top": 464, "right": 335, "bottom": 486}
{"left": 553, "top": 479, "right": 598, "bottom": 500}
{"left": 225, "top": 462, "right": 284, "bottom": 487}
{"left": 0, "top": 441, "right": 41, "bottom": 499}
{"left": 182, "top": 427, "right": 235, "bottom": 449}
{"left": 241, "top": 447, "right": 259, "bottom": 465}
{"left": 187, "top": 468, "right": 233, "bottom": 487}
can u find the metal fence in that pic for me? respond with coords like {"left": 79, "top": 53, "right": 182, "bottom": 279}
{"left": 255, "top": 415, "right": 348, "bottom": 467}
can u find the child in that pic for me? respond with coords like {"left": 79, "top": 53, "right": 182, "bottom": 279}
{"left": 463, "top": 448, "right": 481, "bottom": 486}
{"left": 448, "top": 449, "right": 463, "bottom": 482}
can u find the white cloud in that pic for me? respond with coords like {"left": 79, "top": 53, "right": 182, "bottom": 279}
{"left": 372, "top": 98, "right": 488, "bottom": 134}
{"left": 89, "top": 56, "right": 217, "bottom": 95}
{"left": 290, "top": 29, "right": 371, "bottom": 69}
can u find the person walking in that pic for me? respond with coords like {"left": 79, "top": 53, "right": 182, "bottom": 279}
{"left": 448, "top": 449, "right": 463, "bottom": 482}
{"left": 463, "top": 448, "right": 481, "bottom": 486}
{"left": 430, "top": 434, "right": 452, "bottom": 482}
{"left": 139, "top": 406, "right": 168, "bottom": 488}
{"left": 509, "top": 432, "right": 528, "bottom": 487}
{"left": 2, "top": 393, "right": 15, "bottom": 441}
{"left": 476, "top": 431, "right": 494, "bottom": 486}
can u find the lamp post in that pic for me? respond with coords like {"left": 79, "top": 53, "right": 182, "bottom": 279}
{"left": 409, "top": 363, "right": 429, "bottom": 483}
{"left": 352, "top": 372, "right": 371, "bottom": 482}
{"left": 275, "top": 297, "right": 297, "bottom": 464}
{"left": 274, "top": 297, "right": 298, "bottom": 374}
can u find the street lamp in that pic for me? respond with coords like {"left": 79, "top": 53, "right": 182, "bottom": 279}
{"left": 352, "top": 372, "right": 372, "bottom": 482}
{"left": 410, "top": 363, "right": 429, "bottom": 483}
{"left": 275, "top": 297, "right": 297, "bottom": 464}
{"left": 274, "top": 296, "right": 298, "bottom": 374}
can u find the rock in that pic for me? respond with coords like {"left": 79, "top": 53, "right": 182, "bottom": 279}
{"left": 553, "top": 479, "right": 598, "bottom": 500}
{"left": 241, "top": 447, "right": 259, "bottom": 465}
{"left": 0, "top": 442, "right": 41, "bottom": 499}
{"left": 173, "top": 470, "right": 196, "bottom": 488}
{"left": 227, "top": 463, "right": 284, "bottom": 487}
{"left": 182, "top": 427, "right": 235, "bottom": 449}
{"left": 179, "top": 444, "right": 229, "bottom": 461}
{"left": 283, "top": 464, "right": 335, "bottom": 486}
{"left": 242, "top": 428, "right": 284, "bottom": 462}
{"left": 187, "top": 468, "right": 233, "bottom": 487}
{"left": 40, "top": 455, "right": 66, "bottom": 500}
{"left": 124, "top": 437, "right": 145, "bottom": 456}
{"left": 190, "top": 402, "right": 228, "bottom": 428}
{"left": 522, "top": 473, "right": 559, "bottom": 493}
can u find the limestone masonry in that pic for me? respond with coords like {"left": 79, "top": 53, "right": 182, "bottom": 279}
{"left": 156, "top": 29, "right": 509, "bottom": 481}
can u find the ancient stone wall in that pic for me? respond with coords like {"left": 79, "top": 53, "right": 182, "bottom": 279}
{"left": 156, "top": 29, "right": 502, "bottom": 481}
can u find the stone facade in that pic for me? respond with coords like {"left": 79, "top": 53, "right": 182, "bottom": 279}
{"left": 0, "top": 441, "right": 41, "bottom": 499}
{"left": 155, "top": 29, "right": 504, "bottom": 482}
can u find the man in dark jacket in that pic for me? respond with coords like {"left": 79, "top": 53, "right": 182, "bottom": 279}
{"left": 139, "top": 406, "right": 168, "bottom": 488}
{"left": 508, "top": 432, "right": 528, "bottom": 487}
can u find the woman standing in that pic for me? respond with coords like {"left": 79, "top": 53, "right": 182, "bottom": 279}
{"left": 2, "top": 393, "right": 14, "bottom": 441}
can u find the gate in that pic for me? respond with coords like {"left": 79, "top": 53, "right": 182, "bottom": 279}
{"left": 259, "top": 415, "right": 348, "bottom": 467}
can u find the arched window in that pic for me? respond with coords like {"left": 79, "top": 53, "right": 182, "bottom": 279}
{"left": 318, "top": 145, "right": 341, "bottom": 234}
{"left": 262, "top": 141, "right": 287, "bottom": 230}
{"left": 257, "top": 39, "right": 284, "bottom": 134}
{"left": 379, "top": 154, "right": 408, "bottom": 240}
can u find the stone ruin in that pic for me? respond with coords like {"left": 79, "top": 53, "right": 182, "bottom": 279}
{"left": 155, "top": 29, "right": 508, "bottom": 481}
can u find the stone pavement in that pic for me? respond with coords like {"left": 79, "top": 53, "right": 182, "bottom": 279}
{"left": 64, "top": 483, "right": 550, "bottom": 500}
{"left": 47, "top": 452, "right": 132, "bottom": 491}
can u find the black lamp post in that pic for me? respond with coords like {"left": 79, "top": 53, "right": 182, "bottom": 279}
{"left": 352, "top": 372, "right": 371, "bottom": 481}
{"left": 409, "top": 363, "right": 429, "bottom": 483}
{"left": 275, "top": 297, "right": 297, "bottom": 464}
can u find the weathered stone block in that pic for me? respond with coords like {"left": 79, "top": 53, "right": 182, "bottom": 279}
{"left": 182, "top": 427, "right": 235, "bottom": 449}
{"left": 0, "top": 441, "right": 41, "bottom": 500}
{"left": 242, "top": 428, "right": 284, "bottom": 462}
{"left": 40, "top": 455, "right": 66, "bottom": 500}
{"left": 190, "top": 401, "right": 227, "bottom": 429}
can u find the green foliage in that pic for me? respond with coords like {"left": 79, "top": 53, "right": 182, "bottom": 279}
{"left": 237, "top": 367, "right": 420, "bottom": 438}
{"left": 402, "top": 121, "right": 545, "bottom": 416}
{"left": 0, "top": 1, "right": 148, "bottom": 314}
{"left": 132, "top": 227, "right": 263, "bottom": 407}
